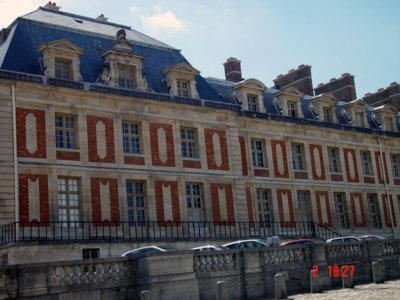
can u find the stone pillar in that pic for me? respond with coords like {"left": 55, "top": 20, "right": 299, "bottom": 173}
{"left": 342, "top": 275, "right": 354, "bottom": 289}
{"left": 310, "top": 270, "right": 322, "bottom": 293}
{"left": 217, "top": 281, "right": 228, "bottom": 300}
{"left": 141, "top": 290, "right": 150, "bottom": 300}
{"left": 275, "top": 273, "right": 287, "bottom": 299}
{"left": 372, "top": 261, "right": 385, "bottom": 284}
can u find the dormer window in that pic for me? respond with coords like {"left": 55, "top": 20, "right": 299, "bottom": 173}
{"left": 310, "top": 93, "right": 337, "bottom": 123}
{"left": 117, "top": 64, "right": 136, "bottom": 89}
{"left": 372, "top": 105, "right": 397, "bottom": 132}
{"left": 247, "top": 94, "right": 258, "bottom": 112}
{"left": 55, "top": 58, "right": 72, "bottom": 80}
{"left": 177, "top": 79, "right": 190, "bottom": 98}
{"left": 275, "top": 86, "right": 304, "bottom": 118}
{"left": 323, "top": 107, "right": 333, "bottom": 122}
{"left": 385, "top": 117, "right": 394, "bottom": 131}
{"left": 287, "top": 101, "right": 297, "bottom": 117}
{"left": 354, "top": 111, "right": 364, "bottom": 127}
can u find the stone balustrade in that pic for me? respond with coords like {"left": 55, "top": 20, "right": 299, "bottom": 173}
{"left": 193, "top": 251, "right": 237, "bottom": 273}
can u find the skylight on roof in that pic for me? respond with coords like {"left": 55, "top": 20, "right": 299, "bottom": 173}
{"left": 74, "top": 19, "right": 83, "bottom": 24}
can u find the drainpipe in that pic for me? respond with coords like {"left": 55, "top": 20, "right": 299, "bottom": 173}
{"left": 12, "top": 85, "right": 19, "bottom": 240}
{"left": 376, "top": 137, "right": 394, "bottom": 238}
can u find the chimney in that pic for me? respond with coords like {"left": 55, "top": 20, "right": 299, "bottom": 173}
{"left": 273, "top": 64, "right": 313, "bottom": 95}
{"left": 44, "top": 2, "right": 60, "bottom": 11}
{"left": 96, "top": 14, "right": 108, "bottom": 22}
{"left": 223, "top": 57, "right": 243, "bottom": 82}
{"left": 314, "top": 73, "right": 356, "bottom": 102}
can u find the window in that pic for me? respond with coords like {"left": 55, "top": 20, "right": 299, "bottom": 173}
{"left": 118, "top": 64, "right": 135, "bottom": 88}
{"left": 391, "top": 154, "right": 400, "bottom": 178}
{"left": 82, "top": 248, "right": 100, "bottom": 260}
{"left": 122, "top": 122, "right": 141, "bottom": 154}
{"left": 385, "top": 117, "right": 394, "bottom": 131}
{"left": 185, "top": 183, "right": 204, "bottom": 222}
{"left": 361, "top": 151, "right": 373, "bottom": 176}
{"left": 354, "top": 111, "right": 364, "bottom": 127}
{"left": 292, "top": 143, "right": 305, "bottom": 170}
{"left": 58, "top": 177, "right": 81, "bottom": 226}
{"left": 126, "top": 181, "right": 146, "bottom": 226}
{"left": 328, "top": 147, "right": 341, "bottom": 173}
{"left": 297, "top": 191, "right": 312, "bottom": 222}
{"left": 177, "top": 79, "right": 190, "bottom": 98}
{"left": 287, "top": 101, "right": 297, "bottom": 117}
{"left": 323, "top": 107, "right": 333, "bottom": 122}
{"left": 367, "top": 194, "right": 381, "bottom": 228}
{"left": 247, "top": 95, "right": 258, "bottom": 112}
{"left": 55, "top": 114, "right": 77, "bottom": 149}
{"left": 256, "top": 189, "right": 273, "bottom": 227}
{"left": 251, "top": 139, "right": 266, "bottom": 168}
{"left": 180, "top": 128, "right": 198, "bottom": 158}
{"left": 334, "top": 193, "right": 348, "bottom": 228}
{"left": 55, "top": 58, "right": 72, "bottom": 80}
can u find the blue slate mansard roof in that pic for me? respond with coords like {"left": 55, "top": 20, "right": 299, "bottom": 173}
{"left": 0, "top": 7, "right": 223, "bottom": 102}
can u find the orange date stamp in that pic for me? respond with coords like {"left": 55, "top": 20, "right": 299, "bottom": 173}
{"left": 312, "top": 265, "right": 355, "bottom": 278}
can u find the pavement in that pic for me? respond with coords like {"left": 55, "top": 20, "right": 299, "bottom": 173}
{"left": 288, "top": 279, "right": 400, "bottom": 299}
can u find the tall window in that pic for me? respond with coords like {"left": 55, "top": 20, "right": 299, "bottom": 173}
{"left": 251, "top": 139, "right": 266, "bottom": 168}
{"left": 58, "top": 177, "right": 81, "bottom": 226}
{"left": 297, "top": 191, "right": 312, "bottom": 222}
{"left": 126, "top": 181, "right": 146, "bottom": 225}
{"left": 287, "top": 101, "right": 297, "bottom": 117}
{"left": 247, "top": 95, "right": 257, "bottom": 112}
{"left": 122, "top": 122, "right": 141, "bottom": 154}
{"left": 118, "top": 64, "right": 135, "bottom": 88}
{"left": 55, "top": 114, "right": 77, "bottom": 149}
{"left": 323, "top": 107, "right": 333, "bottom": 122}
{"left": 391, "top": 154, "right": 400, "bottom": 178}
{"left": 385, "top": 117, "right": 394, "bottom": 131}
{"left": 256, "top": 189, "right": 273, "bottom": 227}
{"left": 55, "top": 58, "right": 72, "bottom": 80}
{"left": 292, "top": 143, "right": 305, "bottom": 170}
{"left": 328, "top": 147, "right": 341, "bottom": 173}
{"left": 177, "top": 80, "right": 190, "bottom": 98}
{"left": 180, "top": 128, "right": 197, "bottom": 158}
{"left": 334, "top": 193, "right": 348, "bottom": 228}
{"left": 354, "top": 111, "right": 364, "bottom": 127}
{"left": 361, "top": 151, "right": 373, "bottom": 176}
{"left": 185, "top": 183, "right": 204, "bottom": 222}
{"left": 367, "top": 194, "right": 381, "bottom": 228}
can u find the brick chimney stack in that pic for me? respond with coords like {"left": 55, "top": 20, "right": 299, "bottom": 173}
{"left": 363, "top": 82, "right": 400, "bottom": 111}
{"left": 314, "top": 73, "right": 356, "bottom": 102}
{"left": 273, "top": 64, "right": 313, "bottom": 96}
{"left": 44, "top": 1, "right": 60, "bottom": 11}
{"left": 223, "top": 57, "right": 243, "bottom": 82}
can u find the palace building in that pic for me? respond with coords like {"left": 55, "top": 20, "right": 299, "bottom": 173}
{"left": 0, "top": 3, "right": 400, "bottom": 261}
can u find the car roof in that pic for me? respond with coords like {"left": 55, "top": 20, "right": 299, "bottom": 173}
{"left": 223, "top": 239, "right": 265, "bottom": 245}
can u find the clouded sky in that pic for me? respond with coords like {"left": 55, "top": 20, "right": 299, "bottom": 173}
{"left": 0, "top": 0, "right": 399, "bottom": 97}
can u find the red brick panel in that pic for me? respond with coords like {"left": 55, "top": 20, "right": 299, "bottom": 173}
{"left": 245, "top": 187, "right": 254, "bottom": 227}
{"left": 210, "top": 183, "right": 235, "bottom": 223}
{"left": 271, "top": 140, "right": 289, "bottom": 178}
{"left": 294, "top": 171, "right": 308, "bottom": 179}
{"left": 375, "top": 152, "right": 390, "bottom": 184}
{"left": 149, "top": 123, "right": 176, "bottom": 167}
{"left": 363, "top": 176, "right": 375, "bottom": 184}
{"left": 276, "top": 189, "right": 295, "bottom": 227}
{"left": 19, "top": 174, "right": 49, "bottom": 225}
{"left": 16, "top": 108, "right": 46, "bottom": 158}
{"left": 350, "top": 192, "right": 366, "bottom": 227}
{"left": 309, "top": 144, "right": 326, "bottom": 180}
{"left": 90, "top": 178, "right": 120, "bottom": 225}
{"left": 204, "top": 129, "right": 229, "bottom": 171}
{"left": 183, "top": 160, "right": 201, "bottom": 169}
{"left": 381, "top": 194, "right": 397, "bottom": 227}
{"left": 344, "top": 148, "right": 360, "bottom": 183}
{"left": 330, "top": 174, "right": 343, "bottom": 181}
{"left": 239, "top": 136, "right": 248, "bottom": 176}
{"left": 87, "top": 116, "right": 115, "bottom": 163}
{"left": 124, "top": 156, "right": 145, "bottom": 165}
{"left": 315, "top": 191, "right": 332, "bottom": 226}
{"left": 254, "top": 169, "right": 269, "bottom": 177}
{"left": 394, "top": 179, "right": 400, "bottom": 186}
{"left": 154, "top": 181, "right": 180, "bottom": 224}
{"left": 56, "top": 150, "right": 80, "bottom": 161}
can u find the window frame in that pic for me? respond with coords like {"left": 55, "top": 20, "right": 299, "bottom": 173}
{"left": 287, "top": 101, "right": 297, "bottom": 117}
{"left": 247, "top": 94, "right": 258, "bottom": 112}
{"left": 185, "top": 182, "right": 204, "bottom": 223}
{"left": 180, "top": 127, "right": 198, "bottom": 159}
{"left": 256, "top": 188, "right": 273, "bottom": 227}
{"left": 55, "top": 113, "right": 78, "bottom": 150}
{"left": 122, "top": 121, "right": 142, "bottom": 155}
{"left": 333, "top": 193, "right": 348, "bottom": 229}
{"left": 251, "top": 139, "right": 267, "bottom": 168}
{"left": 367, "top": 193, "right": 381, "bottom": 228}
{"left": 177, "top": 79, "right": 190, "bottom": 98}
{"left": 292, "top": 143, "right": 306, "bottom": 171}
{"left": 391, "top": 153, "right": 400, "bottom": 178}
{"left": 385, "top": 116, "right": 394, "bottom": 131}
{"left": 328, "top": 147, "right": 341, "bottom": 173}
{"left": 117, "top": 63, "right": 136, "bottom": 89}
{"left": 55, "top": 58, "right": 72, "bottom": 80}
{"left": 323, "top": 106, "right": 333, "bottom": 122}
{"left": 126, "top": 180, "right": 146, "bottom": 226}
{"left": 360, "top": 150, "right": 373, "bottom": 176}
{"left": 354, "top": 111, "right": 364, "bottom": 127}
{"left": 57, "top": 176, "right": 81, "bottom": 226}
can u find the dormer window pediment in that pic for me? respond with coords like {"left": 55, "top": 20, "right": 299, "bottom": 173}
{"left": 343, "top": 99, "right": 369, "bottom": 127}
{"left": 39, "top": 39, "right": 84, "bottom": 81}
{"left": 373, "top": 105, "right": 397, "bottom": 132}
{"left": 311, "top": 93, "right": 337, "bottom": 122}
{"left": 234, "top": 78, "right": 266, "bottom": 112}
{"left": 275, "top": 86, "right": 304, "bottom": 117}
{"left": 163, "top": 63, "right": 200, "bottom": 99}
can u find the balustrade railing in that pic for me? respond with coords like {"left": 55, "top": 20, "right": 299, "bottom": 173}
{"left": 0, "top": 220, "right": 341, "bottom": 246}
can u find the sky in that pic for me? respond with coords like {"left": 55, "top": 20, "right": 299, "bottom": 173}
{"left": 0, "top": 0, "right": 399, "bottom": 98}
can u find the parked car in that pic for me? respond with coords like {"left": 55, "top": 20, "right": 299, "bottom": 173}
{"left": 121, "top": 246, "right": 173, "bottom": 258}
{"left": 358, "top": 235, "right": 386, "bottom": 241}
{"left": 326, "top": 236, "right": 361, "bottom": 243}
{"left": 191, "top": 245, "right": 226, "bottom": 252}
{"left": 222, "top": 239, "right": 269, "bottom": 249}
{"left": 280, "top": 239, "right": 316, "bottom": 246}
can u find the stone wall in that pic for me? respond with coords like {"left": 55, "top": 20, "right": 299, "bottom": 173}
{"left": 0, "top": 239, "right": 400, "bottom": 299}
